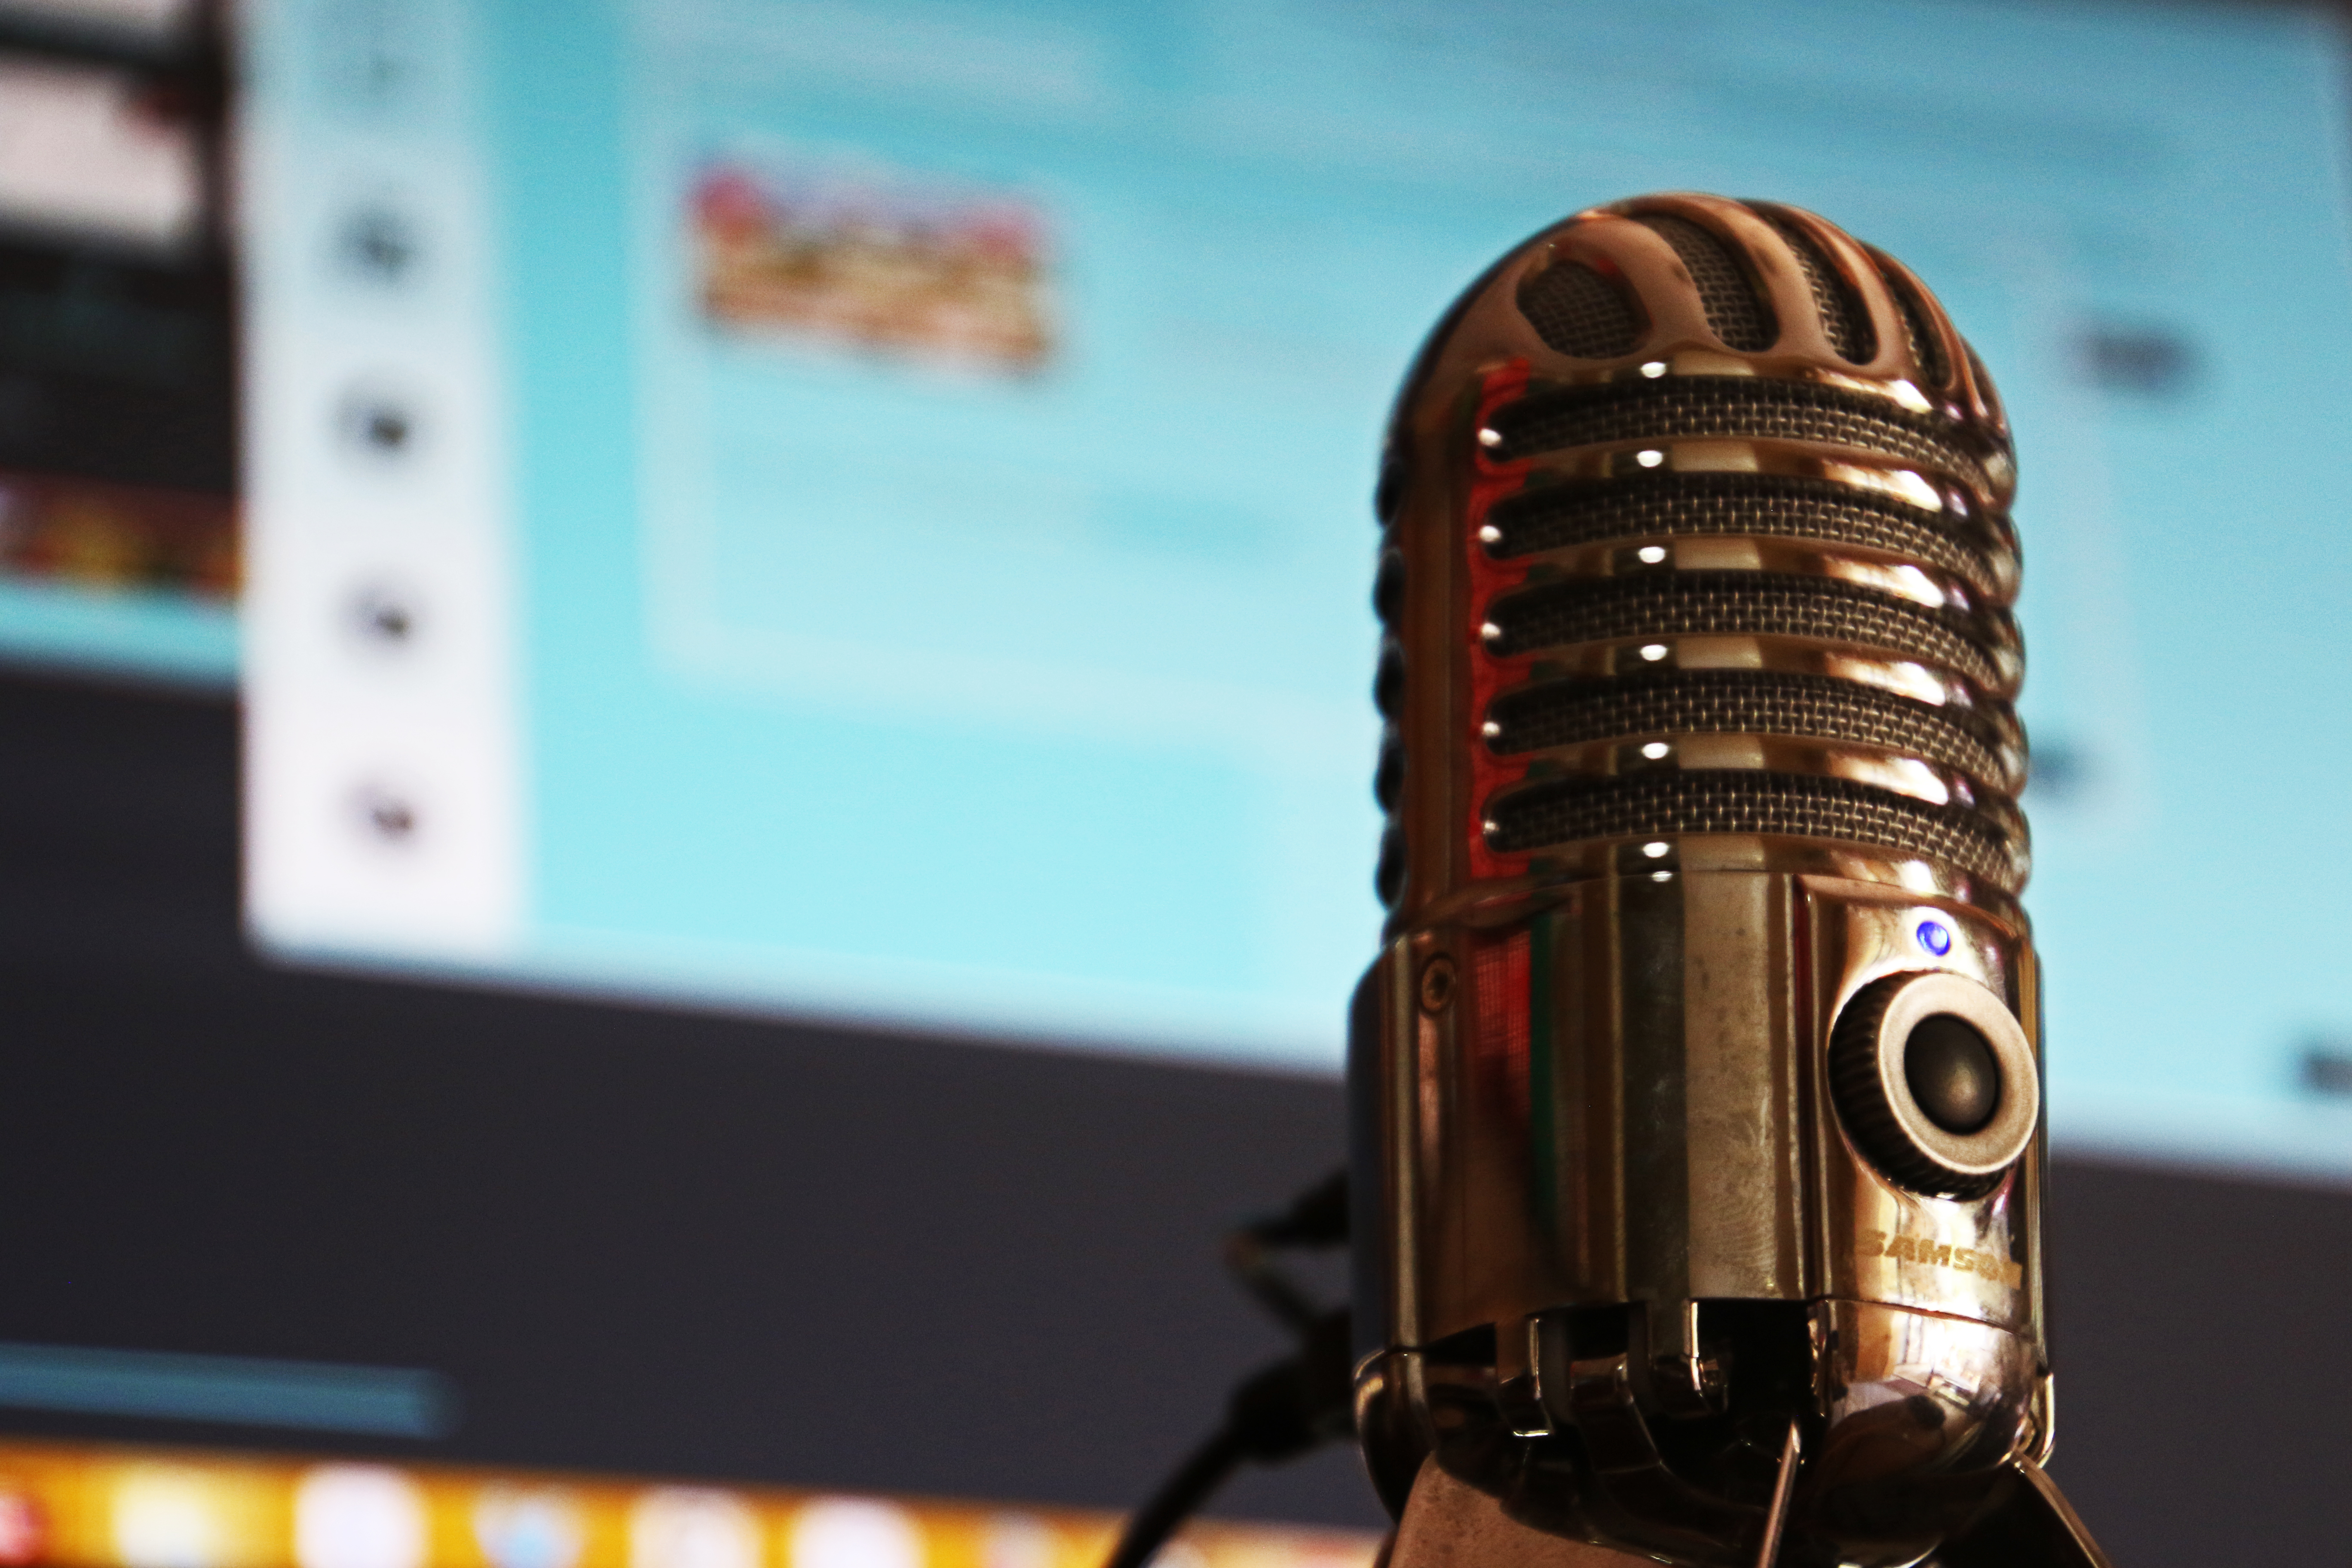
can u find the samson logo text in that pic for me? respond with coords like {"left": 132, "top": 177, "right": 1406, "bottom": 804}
{"left": 1859, "top": 1229, "right": 2024, "bottom": 1288}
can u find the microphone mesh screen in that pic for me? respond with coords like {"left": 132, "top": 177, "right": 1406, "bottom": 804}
{"left": 1486, "top": 473, "right": 2000, "bottom": 599}
{"left": 1518, "top": 261, "right": 1643, "bottom": 358}
{"left": 1632, "top": 215, "right": 1775, "bottom": 350}
{"left": 1378, "top": 199, "right": 2030, "bottom": 906}
{"left": 1759, "top": 212, "right": 1875, "bottom": 363}
{"left": 1485, "top": 571, "right": 2005, "bottom": 690}
{"left": 1878, "top": 260, "right": 1951, "bottom": 386}
{"left": 1484, "top": 670, "right": 2015, "bottom": 790}
{"left": 1485, "top": 771, "right": 2019, "bottom": 890}
{"left": 1490, "top": 378, "right": 1993, "bottom": 494}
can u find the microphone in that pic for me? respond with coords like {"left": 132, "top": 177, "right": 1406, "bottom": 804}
{"left": 1350, "top": 195, "right": 2111, "bottom": 1567}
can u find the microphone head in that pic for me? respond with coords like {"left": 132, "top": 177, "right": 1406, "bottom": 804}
{"left": 1372, "top": 193, "right": 2025, "bottom": 927}
{"left": 1352, "top": 196, "right": 2065, "bottom": 1568}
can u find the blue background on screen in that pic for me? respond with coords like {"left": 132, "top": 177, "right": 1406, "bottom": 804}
{"left": 233, "top": 0, "right": 2352, "bottom": 1170}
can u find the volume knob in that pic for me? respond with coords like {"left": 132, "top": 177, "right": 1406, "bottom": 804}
{"left": 1830, "top": 970, "right": 2040, "bottom": 1198}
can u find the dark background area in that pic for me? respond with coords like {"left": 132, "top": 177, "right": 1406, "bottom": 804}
{"left": 0, "top": 668, "right": 2345, "bottom": 1563}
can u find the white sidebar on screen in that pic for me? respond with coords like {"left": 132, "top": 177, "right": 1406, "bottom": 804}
{"left": 239, "top": 0, "right": 522, "bottom": 961}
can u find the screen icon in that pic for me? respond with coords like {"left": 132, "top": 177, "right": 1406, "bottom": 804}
{"left": 629, "top": 1489, "right": 760, "bottom": 1568}
{"left": 294, "top": 1466, "right": 427, "bottom": 1568}
{"left": 474, "top": 1486, "right": 584, "bottom": 1568}
{"left": 112, "top": 1467, "right": 227, "bottom": 1568}
{"left": 787, "top": 1501, "right": 922, "bottom": 1568}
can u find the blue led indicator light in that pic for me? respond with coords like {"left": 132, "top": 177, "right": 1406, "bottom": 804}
{"left": 1917, "top": 920, "right": 1953, "bottom": 957}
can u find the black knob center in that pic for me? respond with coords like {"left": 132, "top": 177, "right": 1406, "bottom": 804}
{"left": 1904, "top": 1014, "right": 2000, "bottom": 1134}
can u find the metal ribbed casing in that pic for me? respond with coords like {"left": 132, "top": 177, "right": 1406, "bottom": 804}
{"left": 1372, "top": 193, "right": 2027, "bottom": 927}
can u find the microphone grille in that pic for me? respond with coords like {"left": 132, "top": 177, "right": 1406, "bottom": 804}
{"left": 1487, "top": 379, "right": 1997, "bottom": 498}
{"left": 1376, "top": 194, "right": 2028, "bottom": 919}
{"left": 1758, "top": 209, "right": 1876, "bottom": 363}
{"left": 1630, "top": 214, "right": 1774, "bottom": 351}
{"left": 1879, "top": 253, "right": 1954, "bottom": 386}
{"left": 1482, "top": 772, "right": 2018, "bottom": 889}
{"left": 1516, "top": 260, "right": 1644, "bottom": 359}
{"left": 1484, "top": 573, "right": 2011, "bottom": 690}
{"left": 1485, "top": 670, "right": 2021, "bottom": 796}
{"left": 1484, "top": 474, "right": 2007, "bottom": 602}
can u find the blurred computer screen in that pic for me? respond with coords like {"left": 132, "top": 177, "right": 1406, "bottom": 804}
{"left": 223, "top": 0, "right": 2352, "bottom": 1173}
{"left": 5, "top": 1, "right": 2352, "bottom": 1565}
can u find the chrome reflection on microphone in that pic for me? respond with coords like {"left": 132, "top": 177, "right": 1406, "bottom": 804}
{"left": 1351, "top": 194, "right": 2107, "bottom": 1568}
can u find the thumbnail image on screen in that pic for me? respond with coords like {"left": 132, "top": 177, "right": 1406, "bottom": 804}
{"left": 0, "top": 7, "right": 236, "bottom": 683}
{"left": 239, "top": 0, "right": 2352, "bottom": 1174}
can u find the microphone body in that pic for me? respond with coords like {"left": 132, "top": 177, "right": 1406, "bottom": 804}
{"left": 1350, "top": 196, "right": 2106, "bottom": 1567}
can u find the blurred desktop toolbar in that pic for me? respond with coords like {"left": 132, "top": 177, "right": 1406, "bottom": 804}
{"left": 0, "top": 1439, "right": 1378, "bottom": 1568}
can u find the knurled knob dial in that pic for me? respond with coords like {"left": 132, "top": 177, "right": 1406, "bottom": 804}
{"left": 1829, "top": 970, "right": 2040, "bottom": 1198}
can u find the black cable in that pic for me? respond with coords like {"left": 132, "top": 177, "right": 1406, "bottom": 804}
{"left": 1103, "top": 1422, "right": 1252, "bottom": 1568}
{"left": 1224, "top": 1169, "right": 1350, "bottom": 1332}
{"left": 1104, "top": 1175, "right": 1356, "bottom": 1568}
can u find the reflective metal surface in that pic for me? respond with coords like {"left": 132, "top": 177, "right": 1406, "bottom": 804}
{"left": 1351, "top": 194, "right": 2108, "bottom": 1566}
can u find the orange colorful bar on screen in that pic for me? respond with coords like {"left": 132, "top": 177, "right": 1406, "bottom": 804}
{"left": 0, "top": 1440, "right": 1379, "bottom": 1568}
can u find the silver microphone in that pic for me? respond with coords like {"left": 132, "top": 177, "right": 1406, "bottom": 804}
{"left": 1349, "top": 193, "right": 2111, "bottom": 1568}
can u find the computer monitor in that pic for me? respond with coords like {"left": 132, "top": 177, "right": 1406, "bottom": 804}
{"left": 7, "top": 2, "right": 2352, "bottom": 1565}
{"left": 233, "top": 0, "right": 2352, "bottom": 1173}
